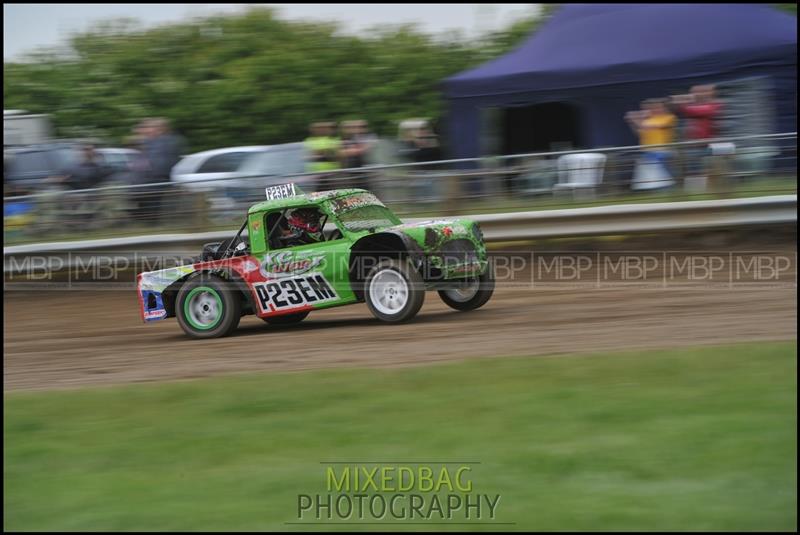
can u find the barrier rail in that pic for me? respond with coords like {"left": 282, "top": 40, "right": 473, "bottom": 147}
{"left": 4, "top": 132, "right": 797, "bottom": 247}
{"left": 5, "top": 195, "right": 796, "bottom": 275}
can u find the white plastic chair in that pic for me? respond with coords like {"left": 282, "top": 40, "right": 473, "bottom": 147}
{"left": 553, "top": 153, "right": 607, "bottom": 198}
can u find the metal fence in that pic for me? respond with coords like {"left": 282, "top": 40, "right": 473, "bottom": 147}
{"left": 4, "top": 132, "right": 796, "bottom": 244}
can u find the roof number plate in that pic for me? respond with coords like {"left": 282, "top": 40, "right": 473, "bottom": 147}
{"left": 265, "top": 183, "right": 297, "bottom": 200}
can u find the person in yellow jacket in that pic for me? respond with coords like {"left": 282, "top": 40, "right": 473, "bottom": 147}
{"left": 626, "top": 99, "right": 678, "bottom": 190}
{"left": 626, "top": 99, "right": 677, "bottom": 149}
{"left": 306, "top": 122, "right": 341, "bottom": 171}
{"left": 305, "top": 122, "right": 341, "bottom": 190}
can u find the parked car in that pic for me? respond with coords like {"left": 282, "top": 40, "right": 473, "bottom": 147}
{"left": 171, "top": 143, "right": 318, "bottom": 190}
{"left": 4, "top": 142, "right": 79, "bottom": 192}
{"left": 96, "top": 148, "right": 140, "bottom": 174}
{"left": 236, "top": 142, "right": 308, "bottom": 181}
{"left": 170, "top": 146, "right": 273, "bottom": 192}
{"left": 4, "top": 143, "right": 142, "bottom": 193}
{"left": 170, "top": 140, "right": 408, "bottom": 194}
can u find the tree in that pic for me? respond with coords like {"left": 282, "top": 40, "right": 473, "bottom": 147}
{"left": 3, "top": 6, "right": 552, "bottom": 150}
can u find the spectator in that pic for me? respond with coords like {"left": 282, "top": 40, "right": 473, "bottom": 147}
{"left": 305, "top": 122, "right": 341, "bottom": 190}
{"left": 397, "top": 118, "right": 444, "bottom": 202}
{"left": 671, "top": 84, "right": 724, "bottom": 183}
{"left": 127, "top": 122, "right": 152, "bottom": 220}
{"left": 626, "top": 99, "right": 678, "bottom": 149}
{"left": 61, "top": 144, "right": 112, "bottom": 191}
{"left": 339, "top": 120, "right": 377, "bottom": 189}
{"left": 139, "top": 117, "right": 187, "bottom": 225}
{"left": 44, "top": 143, "right": 114, "bottom": 227}
{"left": 626, "top": 99, "right": 678, "bottom": 189}
{"left": 397, "top": 119, "right": 441, "bottom": 168}
{"left": 143, "top": 117, "right": 186, "bottom": 183}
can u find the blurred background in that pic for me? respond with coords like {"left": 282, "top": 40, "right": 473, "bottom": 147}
{"left": 3, "top": 3, "right": 797, "bottom": 243}
{"left": 4, "top": 4, "right": 797, "bottom": 532}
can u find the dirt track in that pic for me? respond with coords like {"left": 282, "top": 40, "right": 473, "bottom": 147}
{"left": 5, "top": 245, "right": 797, "bottom": 391}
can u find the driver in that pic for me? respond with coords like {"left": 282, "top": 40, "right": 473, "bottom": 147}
{"left": 279, "top": 207, "right": 324, "bottom": 247}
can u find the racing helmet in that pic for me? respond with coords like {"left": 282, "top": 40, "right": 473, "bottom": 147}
{"left": 286, "top": 207, "right": 323, "bottom": 241}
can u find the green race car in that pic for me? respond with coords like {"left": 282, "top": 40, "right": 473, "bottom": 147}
{"left": 137, "top": 185, "right": 494, "bottom": 339}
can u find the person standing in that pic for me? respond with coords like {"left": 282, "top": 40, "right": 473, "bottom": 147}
{"left": 626, "top": 99, "right": 679, "bottom": 190}
{"left": 62, "top": 144, "right": 112, "bottom": 191}
{"left": 626, "top": 99, "right": 678, "bottom": 149}
{"left": 671, "top": 85, "right": 724, "bottom": 186}
{"left": 305, "top": 122, "right": 341, "bottom": 191}
{"left": 140, "top": 117, "right": 187, "bottom": 225}
{"left": 48, "top": 143, "right": 114, "bottom": 228}
{"left": 339, "top": 120, "right": 377, "bottom": 190}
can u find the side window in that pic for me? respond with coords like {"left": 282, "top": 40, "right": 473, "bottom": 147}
{"left": 264, "top": 206, "right": 344, "bottom": 251}
{"left": 196, "top": 152, "right": 251, "bottom": 174}
{"left": 265, "top": 211, "right": 289, "bottom": 250}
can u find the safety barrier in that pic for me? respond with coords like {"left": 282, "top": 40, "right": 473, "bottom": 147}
{"left": 5, "top": 195, "right": 796, "bottom": 275}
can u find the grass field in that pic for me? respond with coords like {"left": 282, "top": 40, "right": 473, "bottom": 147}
{"left": 4, "top": 342, "right": 797, "bottom": 531}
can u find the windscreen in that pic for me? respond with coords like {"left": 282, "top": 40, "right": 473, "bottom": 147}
{"left": 328, "top": 192, "right": 400, "bottom": 232}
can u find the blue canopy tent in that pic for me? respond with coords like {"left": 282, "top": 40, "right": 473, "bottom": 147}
{"left": 443, "top": 4, "right": 797, "bottom": 159}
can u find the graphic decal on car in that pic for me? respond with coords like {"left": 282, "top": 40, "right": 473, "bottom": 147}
{"left": 259, "top": 251, "right": 325, "bottom": 279}
{"left": 328, "top": 192, "right": 385, "bottom": 214}
{"left": 139, "top": 265, "right": 196, "bottom": 292}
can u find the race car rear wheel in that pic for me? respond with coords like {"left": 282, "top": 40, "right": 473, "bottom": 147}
{"left": 176, "top": 275, "right": 241, "bottom": 339}
{"left": 261, "top": 310, "right": 310, "bottom": 325}
{"left": 438, "top": 262, "right": 495, "bottom": 312}
{"left": 365, "top": 258, "right": 425, "bottom": 323}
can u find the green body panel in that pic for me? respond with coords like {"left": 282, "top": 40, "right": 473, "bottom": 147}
{"left": 253, "top": 235, "right": 358, "bottom": 311}
{"left": 247, "top": 189, "right": 487, "bottom": 288}
{"left": 139, "top": 188, "right": 489, "bottom": 324}
{"left": 376, "top": 217, "right": 487, "bottom": 278}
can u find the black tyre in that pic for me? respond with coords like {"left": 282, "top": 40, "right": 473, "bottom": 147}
{"left": 261, "top": 310, "right": 310, "bottom": 325}
{"left": 438, "top": 262, "right": 495, "bottom": 312}
{"left": 176, "top": 275, "right": 242, "bottom": 339}
{"left": 364, "top": 258, "right": 425, "bottom": 323}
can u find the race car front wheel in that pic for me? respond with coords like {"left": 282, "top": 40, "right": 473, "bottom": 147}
{"left": 365, "top": 258, "right": 425, "bottom": 323}
{"left": 438, "top": 262, "right": 495, "bottom": 312}
{"left": 176, "top": 275, "right": 242, "bottom": 339}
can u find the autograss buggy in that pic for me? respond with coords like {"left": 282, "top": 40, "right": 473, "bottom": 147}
{"left": 137, "top": 184, "right": 494, "bottom": 338}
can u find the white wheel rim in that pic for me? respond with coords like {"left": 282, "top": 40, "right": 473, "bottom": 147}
{"left": 369, "top": 268, "right": 409, "bottom": 316}
{"left": 444, "top": 279, "right": 480, "bottom": 303}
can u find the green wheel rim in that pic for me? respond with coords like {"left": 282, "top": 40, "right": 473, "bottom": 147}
{"left": 183, "top": 286, "right": 223, "bottom": 330}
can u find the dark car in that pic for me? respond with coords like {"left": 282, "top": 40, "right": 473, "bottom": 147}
{"left": 4, "top": 143, "right": 139, "bottom": 195}
{"left": 4, "top": 143, "right": 79, "bottom": 193}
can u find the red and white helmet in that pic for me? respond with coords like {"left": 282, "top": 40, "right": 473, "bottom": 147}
{"left": 286, "top": 207, "right": 323, "bottom": 240}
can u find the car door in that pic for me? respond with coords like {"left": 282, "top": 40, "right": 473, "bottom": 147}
{"left": 249, "top": 206, "right": 357, "bottom": 318}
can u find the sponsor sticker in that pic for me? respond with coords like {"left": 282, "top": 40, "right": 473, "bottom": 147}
{"left": 259, "top": 251, "right": 325, "bottom": 279}
{"left": 254, "top": 272, "right": 339, "bottom": 314}
{"left": 144, "top": 309, "right": 167, "bottom": 320}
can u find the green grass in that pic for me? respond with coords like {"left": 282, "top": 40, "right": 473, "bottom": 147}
{"left": 4, "top": 342, "right": 797, "bottom": 531}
